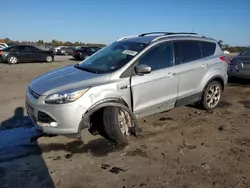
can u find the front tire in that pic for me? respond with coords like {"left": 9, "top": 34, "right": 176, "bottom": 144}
{"left": 201, "top": 81, "right": 222, "bottom": 110}
{"left": 8, "top": 56, "right": 18, "bottom": 64}
{"left": 102, "top": 107, "right": 134, "bottom": 145}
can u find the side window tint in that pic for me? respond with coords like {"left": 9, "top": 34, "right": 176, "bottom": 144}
{"left": 200, "top": 41, "right": 216, "bottom": 57}
{"left": 138, "top": 42, "right": 174, "bottom": 71}
{"left": 23, "top": 46, "right": 35, "bottom": 52}
{"left": 9, "top": 47, "right": 21, "bottom": 52}
{"left": 177, "top": 40, "right": 202, "bottom": 63}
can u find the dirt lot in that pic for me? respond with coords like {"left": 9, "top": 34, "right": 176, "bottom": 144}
{"left": 0, "top": 56, "right": 250, "bottom": 188}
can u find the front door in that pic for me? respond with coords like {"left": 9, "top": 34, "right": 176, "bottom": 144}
{"left": 131, "top": 41, "right": 179, "bottom": 118}
{"left": 28, "top": 46, "right": 44, "bottom": 61}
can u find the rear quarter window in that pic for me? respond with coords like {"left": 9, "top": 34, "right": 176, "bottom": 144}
{"left": 199, "top": 41, "right": 216, "bottom": 57}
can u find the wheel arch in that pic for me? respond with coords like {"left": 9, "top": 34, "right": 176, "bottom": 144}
{"left": 79, "top": 97, "right": 140, "bottom": 134}
{"left": 202, "top": 75, "right": 225, "bottom": 93}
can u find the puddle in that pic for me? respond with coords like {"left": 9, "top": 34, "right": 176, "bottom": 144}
{"left": 238, "top": 101, "right": 250, "bottom": 109}
{"left": 0, "top": 127, "right": 41, "bottom": 163}
{"left": 218, "top": 101, "right": 232, "bottom": 108}
{"left": 41, "top": 138, "right": 126, "bottom": 157}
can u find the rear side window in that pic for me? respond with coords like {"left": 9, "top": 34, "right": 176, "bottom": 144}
{"left": 175, "top": 40, "right": 202, "bottom": 64}
{"left": 199, "top": 41, "right": 216, "bottom": 57}
{"left": 8, "top": 46, "right": 22, "bottom": 52}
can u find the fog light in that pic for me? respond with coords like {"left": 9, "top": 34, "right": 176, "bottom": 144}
{"left": 50, "top": 122, "right": 58, "bottom": 127}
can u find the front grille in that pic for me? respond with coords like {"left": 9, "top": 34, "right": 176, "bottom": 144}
{"left": 37, "top": 111, "right": 55, "bottom": 123}
{"left": 29, "top": 87, "right": 41, "bottom": 99}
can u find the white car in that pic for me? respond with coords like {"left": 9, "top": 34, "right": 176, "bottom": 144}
{"left": 0, "top": 43, "right": 8, "bottom": 49}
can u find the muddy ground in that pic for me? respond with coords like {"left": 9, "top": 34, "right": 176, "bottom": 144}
{"left": 0, "top": 56, "right": 250, "bottom": 188}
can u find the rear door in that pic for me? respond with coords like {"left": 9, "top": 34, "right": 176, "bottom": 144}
{"left": 174, "top": 40, "right": 207, "bottom": 100}
{"left": 18, "top": 46, "right": 32, "bottom": 61}
{"left": 24, "top": 46, "right": 45, "bottom": 61}
{"left": 131, "top": 41, "right": 179, "bottom": 117}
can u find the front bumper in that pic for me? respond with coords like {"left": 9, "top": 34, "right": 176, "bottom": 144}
{"left": 25, "top": 90, "right": 88, "bottom": 135}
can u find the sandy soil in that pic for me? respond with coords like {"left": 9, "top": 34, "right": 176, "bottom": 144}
{"left": 0, "top": 56, "right": 250, "bottom": 188}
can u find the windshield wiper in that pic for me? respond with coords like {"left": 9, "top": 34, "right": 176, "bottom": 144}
{"left": 74, "top": 64, "right": 99, "bottom": 74}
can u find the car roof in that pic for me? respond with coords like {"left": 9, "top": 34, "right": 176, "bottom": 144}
{"left": 118, "top": 32, "right": 218, "bottom": 44}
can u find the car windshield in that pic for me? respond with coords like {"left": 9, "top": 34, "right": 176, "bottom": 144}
{"left": 76, "top": 41, "right": 148, "bottom": 74}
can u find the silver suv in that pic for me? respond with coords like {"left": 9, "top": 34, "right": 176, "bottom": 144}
{"left": 26, "top": 32, "right": 228, "bottom": 144}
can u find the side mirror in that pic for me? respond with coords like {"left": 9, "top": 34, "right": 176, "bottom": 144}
{"left": 135, "top": 64, "right": 151, "bottom": 74}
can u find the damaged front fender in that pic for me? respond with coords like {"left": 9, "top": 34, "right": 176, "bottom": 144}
{"left": 79, "top": 99, "right": 141, "bottom": 135}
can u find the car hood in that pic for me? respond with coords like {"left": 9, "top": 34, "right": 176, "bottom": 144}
{"left": 29, "top": 65, "right": 111, "bottom": 95}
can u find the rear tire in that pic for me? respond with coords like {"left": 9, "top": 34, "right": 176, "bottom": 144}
{"left": 102, "top": 106, "right": 133, "bottom": 145}
{"left": 8, "top": 56, "right": 18, "bottom": 64}
{"left": 46, "top": 56, "right": 53, "bottom": 63}
{"left": 201, "top": 81, "right": 222, "bottom": 110}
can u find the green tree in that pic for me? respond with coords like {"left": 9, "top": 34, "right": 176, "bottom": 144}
{"left": 37, "top": 40, "right": 44, "bottom": 45}
{"left": 4, "top": 38, "right": 11, "bottom": 44}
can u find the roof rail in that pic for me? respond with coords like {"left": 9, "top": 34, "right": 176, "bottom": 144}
{"left": 139, "top": 32, "right": 198, "bottom": 37}
{"left": 117, "top": 35, "right": 139, "bottom": 41}
{"left": 139, "top": 32, "right": 169, "bottom": 36}
{"left": 151, "top": 33, "right": 212, "bottom": 42}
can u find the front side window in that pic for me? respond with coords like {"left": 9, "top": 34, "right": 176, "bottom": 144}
{"left": 137, "top": 42, "right": 174, "bottom": 71}
{"left": 176, "top": 40, "right": 202, "bottom": 64}
{"left": 77, "top": 41, "right": 148, "bottom": 74}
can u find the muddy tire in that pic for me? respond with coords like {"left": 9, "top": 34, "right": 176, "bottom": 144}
{"left": 201, "top": 81, "right": 222, "bottom": 110}
{"left": 102, "top": 106, "right": 133, "bottom": 145}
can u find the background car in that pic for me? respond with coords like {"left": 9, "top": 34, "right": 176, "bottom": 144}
{"left": 53, "top": 46, "right": 74, "bottom": 55}
{"left": 0, "top": 43, "right": 8, "bottom": 50}
{"left": 0, "top": 44, "right": 54, "bottom": 64}
{"left": 228, "top": 48, "right": 250, "bottom": 79}
{"left": 72, "top": 46, "right": 101, "bottom": 60}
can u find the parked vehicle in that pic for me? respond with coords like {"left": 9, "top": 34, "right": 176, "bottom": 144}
{"left": 26, "top": 32, "right": 228, "bottom": 144}
{"left": 0, "top": 43, "right": 8, "bottom": 50}
{"left": 54, "top": 46, "right": 74, "bottom": 55}
{"left": 72, "top": 46, "right": 101, "bottom": 60}
{"left": 228, "top": 48, "right": 250, "bottom": 79}
{"left": 0, "top": 44, "right": 54, "bottom": 64}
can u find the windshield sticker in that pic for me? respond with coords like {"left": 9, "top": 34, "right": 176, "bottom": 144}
{"left": 122, "top": 50, "right": 138, "bottom": 56}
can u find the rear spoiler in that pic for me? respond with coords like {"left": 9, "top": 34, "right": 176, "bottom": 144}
{"left": 218, "top": 40, "right": 224, "bottom": 50}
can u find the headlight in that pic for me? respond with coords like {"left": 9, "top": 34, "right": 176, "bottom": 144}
{"left": 45, "top": 88, "right": 89, "bottom": 104}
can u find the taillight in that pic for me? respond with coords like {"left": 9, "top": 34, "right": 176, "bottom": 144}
{"left": 0, "top": 51, "right": 3, "bottom": 55}
{"left": 219, "top": 56, "right": 229, "bottom": 64}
